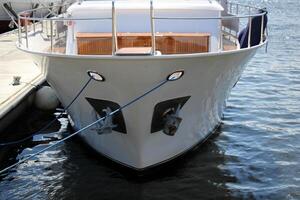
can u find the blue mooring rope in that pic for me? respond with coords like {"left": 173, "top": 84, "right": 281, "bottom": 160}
{"left": 0, "top": 78, "right": 169, "bottom": 174}
{"left": 0, "top": 77, "right": 93, "bottom": 147}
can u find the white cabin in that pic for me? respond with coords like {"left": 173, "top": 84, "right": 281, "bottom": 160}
{"left": 65, "top": 0, "right": 223, "bottom": 55}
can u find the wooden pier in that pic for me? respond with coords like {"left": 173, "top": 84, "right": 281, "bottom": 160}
{"left": 0, "top": 30, "right": 45, "bottom": 132}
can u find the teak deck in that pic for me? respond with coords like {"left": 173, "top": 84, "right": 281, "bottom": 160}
{"left": 76, "top": 32, "right": 210, "bottom": 55}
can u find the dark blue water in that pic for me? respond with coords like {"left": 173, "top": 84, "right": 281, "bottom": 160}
{"left": 1, "top": 0, "right": 300, "bottom": 199}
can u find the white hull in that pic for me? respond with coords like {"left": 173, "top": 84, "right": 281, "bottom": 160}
{"left": 27, "top": 46, "right": 259, "bottom": 170}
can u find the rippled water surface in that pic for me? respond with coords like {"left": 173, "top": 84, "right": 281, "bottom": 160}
{"left": 1, "top": 0, "right": 300, "bottom": 199}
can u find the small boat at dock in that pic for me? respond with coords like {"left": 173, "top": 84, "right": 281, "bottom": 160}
{"left": 16, "top": 0, "right": 268, "bottom": 170}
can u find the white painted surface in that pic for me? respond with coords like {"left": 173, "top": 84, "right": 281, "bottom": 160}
{"left": 34, "top": 45, "right": 259, "bottom": 169}
{"left": 0, "top": 31, "right": 45, "bottom": 119}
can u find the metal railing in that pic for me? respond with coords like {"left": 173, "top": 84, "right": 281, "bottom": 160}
{"left": 17, "top": 0, "right": 268, "bottom": 56}
{"left": 111, "top": 0, "right": 117, "bottom": 54}
{"left": 151, "top": 1, "right": 267, "bottom": 50}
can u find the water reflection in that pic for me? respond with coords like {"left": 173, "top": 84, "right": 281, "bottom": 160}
{"left": 0, "top": 114, "right": 236, "bottom": 200}
{"left": 51, "top": 128, "right": 234, "bottom": 200}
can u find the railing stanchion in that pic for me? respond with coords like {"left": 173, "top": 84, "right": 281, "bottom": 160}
{"left": 25, "top": 21, "right": 29, "bottom": 49}
{"left": 260, "top": 13, "right": 264, "bottom": 44}
{"left": 18, "top": 16, "right": 21, "bottom": 46}
{"left": 33, "top": 20, "right": 36, "bottom": 33}
{"left": 41, "top": 12, "right": 44, "bottom": 32}
{"left": 150, "top": 0, "right": 156, "bottom": 55}
{"left": 112, "top": 0, "right": 117, "bottom": 55}
{"left": 50, "top": 20, "right": 54, "bottom": 52}
{"left": 219, "top": 18, "right": 223, "bottom": 51}
{"left": 13, "top": 2, "right": 267, "bottom": 55}
{"left": 33, "top": 11, "right": 36, "bottom": 33}
{"left": 248, "top": 16, "right": 252, "bottom": 48}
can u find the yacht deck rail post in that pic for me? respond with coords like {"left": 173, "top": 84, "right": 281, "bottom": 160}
{"left": 228, "top": 10, "right": 232, "bottom": 41}
{"left": 235, "top": 4, "right": 239, "bottom": 46}
{"left": 50, "top": 19, "right": 54, "bottom": 52}
{"left": 25, "top": 21, "right": 29, "bottom": 49}
{"left": 150, "top": 0, "right": 156, "bottom": 55}
{"left": 56, "top": 21, "right": 59, "bottom": 40}
{"left": 112, "top": 0, "right": 118, "bottom": 55}
{"left": 260, "top": 13, "right": 264, "bottom": 44}
{"left": 33, "top": 11, "right": 36, "bottom": 33}
{"left": 18, "top": 16, "right": 21, "bottom": 46}
{"left": 248, "top": 16, "right": 252, "bottom": 48}
{"left": 41, "top": 11, "right": 44, "bottom": 33}
{"left": 219, "top": 18, "right": 223, "bottom": 51}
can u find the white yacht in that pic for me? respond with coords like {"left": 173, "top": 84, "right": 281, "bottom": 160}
{"left": 16, "top": 0, "right": 268, "bottom": 170}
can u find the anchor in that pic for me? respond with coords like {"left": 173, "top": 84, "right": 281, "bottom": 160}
{"left": 86, "top": 97, "right": 127, "bottom": 134}
{"left": 162, "top": 105, "right": 182, "bottom": 136}
{"left": 92, "top": 107, "right": 117, "bottom": 134}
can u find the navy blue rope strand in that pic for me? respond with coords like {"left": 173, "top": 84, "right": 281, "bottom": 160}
{"left": 0, "top": 79, "right": 168, "bottom": 174}
{"left": 0, "top": 78, "right": 93, "bottom": 147}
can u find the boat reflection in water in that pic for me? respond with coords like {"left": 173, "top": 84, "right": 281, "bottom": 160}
{"left": 0, "top": 111, "right": 232, "bottom": 199}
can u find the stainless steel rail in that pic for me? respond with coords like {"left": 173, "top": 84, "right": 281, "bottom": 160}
{"left": 112, "top": 0, "right": 117, "bottom": 55}
{"left": 17, "top": 1, "right": 267, "bottom": 55}
{"left": 151, "top": 1, "right": 267, "bottom": 50}
{"left": 248, "top": 16, "right": 252, "bottom": 48}
{"left": 150, "top": 0, "right": 156, "bottom": 55}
